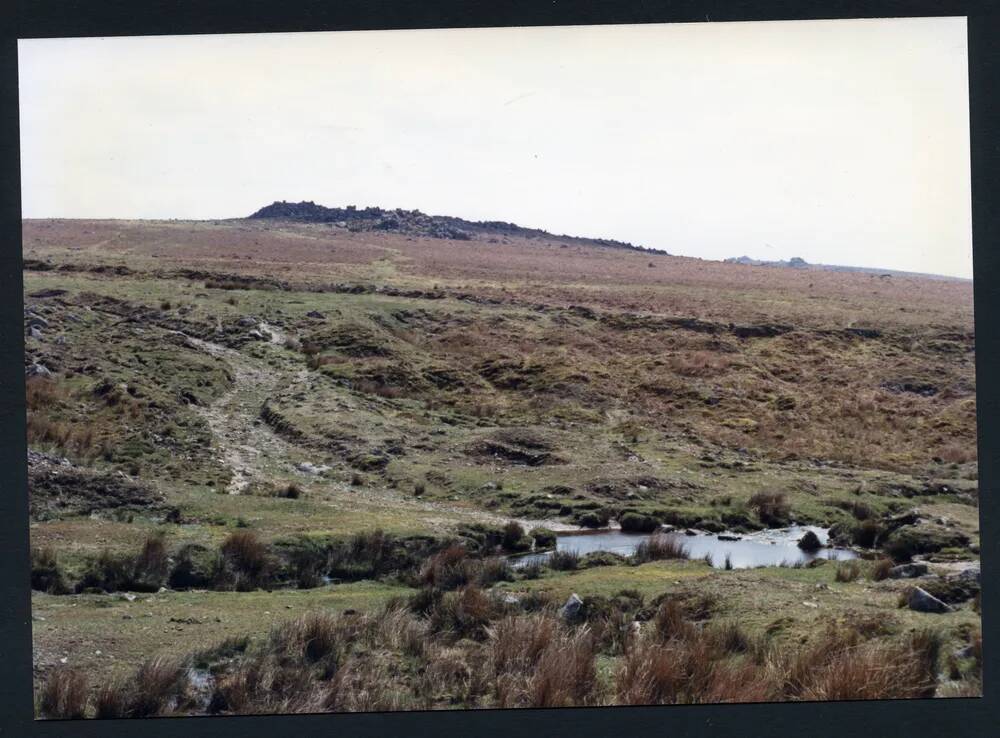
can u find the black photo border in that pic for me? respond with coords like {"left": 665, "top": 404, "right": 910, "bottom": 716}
{"left": 1, "top": 2, "right": 996, "bottom": 736}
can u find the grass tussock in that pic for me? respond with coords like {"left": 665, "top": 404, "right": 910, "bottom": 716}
{"left": 547, "top": 549, "right": 581, "bottom": 571}
{"left": 38, "top": 669, "right": 88, "bottom": 719}
{"left": 834, "top": 560, "right": 862, "bottom": 583}
{"left": 26, "top": 376, "right": 68, "bottom": 411}
{"left": 56, "top": 572, "right": 961, "bottom": 718}
{"left": 747, "top": 492, "right": 791, "bottom": 527}
{"left": 31, "top": 547, "right": 70, "bottom": 594}
{"left": 427, "top": 586, "right": 500, "bottom": 640}
{"left": 76, "top": 534, "right": 171, "bottom": 593}
{"left": 870, "top": 557, "right": 893, "bottom": 581}
{"left": 487, "top": 614, "right": 598, "bottom": 708}
{"left": 94, "top": 657, "right": 188, "bottom": 718}
{"left": 616, "top": 617, "right": 940, "bottom": 706}
{"left": 419, "top": 545, "right": 482, "bottom": 590}
{"left": 220, "top": 531, "right": 271, "bottom": 591}
{"left": 634, "top": 533, "right": 689, "bottom": 564}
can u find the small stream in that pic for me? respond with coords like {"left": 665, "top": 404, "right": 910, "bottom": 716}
{"left": 512, "top": 525, "right": 858, "bottom": 569}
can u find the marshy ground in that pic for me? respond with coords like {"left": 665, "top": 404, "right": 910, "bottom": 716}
{"left": 23, "top": 216, "right": 981, "bottom": 716}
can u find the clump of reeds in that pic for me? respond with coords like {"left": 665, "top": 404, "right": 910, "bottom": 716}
{"left": 634, "top": 534, "right": 688, "bottom": 564}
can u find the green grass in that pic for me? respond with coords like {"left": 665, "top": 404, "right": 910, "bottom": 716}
{"left": 31, "top": 580, "right": 411, "bottom": 692}
{"left": 24, "top": 220, "right": 979, "bottom": 703}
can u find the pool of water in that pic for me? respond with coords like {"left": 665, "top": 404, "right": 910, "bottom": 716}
{"left": 511, "top": 525, "right": 858, "bottom": 569}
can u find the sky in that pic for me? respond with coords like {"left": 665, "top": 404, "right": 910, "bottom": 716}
{"left": 18, "top": 18, "right": 973, "bottom": 278}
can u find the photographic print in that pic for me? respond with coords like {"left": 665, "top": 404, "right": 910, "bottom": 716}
{"left": 20, "top": 18, "right": 981, "bottom": 719}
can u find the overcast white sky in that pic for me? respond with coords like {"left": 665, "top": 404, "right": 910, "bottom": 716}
{"left": 19, "top": 18, "right": 972, "bottom": 277}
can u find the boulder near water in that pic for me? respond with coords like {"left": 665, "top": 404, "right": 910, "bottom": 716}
{"left": 797, "top": 530, "right": 822, "bottom": 551}
{"left": 889, "top": 562, "right": 929, "bottom": 579}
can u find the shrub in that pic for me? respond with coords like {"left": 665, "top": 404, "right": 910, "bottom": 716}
{"left": 529, "top": 527, "right": 557, "bottom": 548}
{"left": 268, "top": 613, "right": 345, "bottom": 672}
{"left": 706, "top": 621, "right": 769, "bottom": 663}
{"left": 93, "top": 679, "right": 131, "bottom": 719}
{"left": 519, "top": 561, "right": 543, "bottom": 579}
{"left": 575, "top": 509, "right": 611, "bottom": 528}
{"left": 614, "top": 631, "right": 722, "bottom": 705}
{"left": 131, "top": 534, "right": 169, "bottom": 590}
{"left": 129, "top": 657, "right": 188, "bottom": 717}
{"left": 620, "top": 512, "right": 660, "bottom": 533}
{"left": 209, "top": 654, "right": 318, "bottom": 715}
{"left": 594, "top": 610, "right": 637, "bottom": 656}
{"left": 487, "top": 614, "right": 558, "bottom": 678}
{"left": 478, "top": 557, "right": 514, "bottom": 587}
{"left": 375, "top": 606, "right": 429, "bottom": 659}
{"left": 76, "top": 549, "right": 133, "bottom": 593}
{"left": 326, "top": 529, "right": 422, "bottom": 581}
{"left": 420, "top": 545, "right": 477, "bottom": 590}
{"left": 652, "top": 599, "right": 697, "bottom": 643}
{"left": 834, "top": 560, "right": 862, "bottom": 583}
{"left": 854, "top": 519, "right": 883, "bottom": 548}
{"left": 220, "top": 530, "right": 270, "bottom": 590}
{"left": 971, "top": 630, "right": 983, "bottom": 672}
{"left": 908, "top": 628, "right": 943, "bottom": 696}
{"left": 279, "top": 537, "right": 330, "bottom": 589}
{"left": 616, "top": 641, "right": 687, "bottom": 705}
{"left": 797, "top": 530, "right": 822, "bottom": 552}
{"left": 747, "top": 492, "right": 790, "bottom": 526}
{"left": 501, "top": 521, "right": 530, "bottom": 552}
{"left": 529, "top": 628, "right": 598, "bottom": 707}
{"left": 418, "top": 645, "right": 477, "bottom": 706}
{"left": 428, "top": 586, "right": 497, "bottom": 639}
{"left": 406, "top": 586, "right": 443, "bottom": 615}
{"left": 25, "top": 375, "right": 68, "bottom": 411}
{"left": 486, "top": 614, "right": 597, "bottom": 708}
{"left": 323, "top": 656, "right": 415, "bottom": 713}
{"left": 96, "top": 656, "right": 187, "bottom": 718}
{"left": 38, "top": 669, "right": 88, "bottom": 719}
{"left": 168, "top": 544, "right": 222, "bottom": 589}
{"left": 870, "top": 558, "right": 893, "bottom": 581}
{"left": 634, "top": 533, "right": 688, "bottom": 564}
{"left": 547, "top": 549, "right": 580, "bottom": 571}
{"left": 797, "top": 639, "right": 936, "bottom": 701}
{"left": 31, "top": 547, "right": 69, "bottom": 594}
{"left": 581, "top": 551, "right": 628, "bottom": 568}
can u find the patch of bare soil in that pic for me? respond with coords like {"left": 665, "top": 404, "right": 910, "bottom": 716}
{"left": 176, "top": 333, "right": 299, "bottom": 495}
{"left": 28, "top": 451, "right": 166, "bottom": 521}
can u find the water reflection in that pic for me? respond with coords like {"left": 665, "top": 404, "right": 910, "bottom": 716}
{"left": 512, "top": 525, "right": 857, "bottom": 569}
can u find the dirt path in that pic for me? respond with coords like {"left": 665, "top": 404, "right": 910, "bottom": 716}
{"left": 173, "top": 328, "right": 579, "bottom": 531}
{"left": 176, "top": 333, "right": 298, "bottom": 494}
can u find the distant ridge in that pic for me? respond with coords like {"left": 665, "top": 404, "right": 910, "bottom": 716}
{"left": 249, "top": 200, "right": 665, "bottom": 254}
{"left": 725, "top": 255, "right": 809, "bottom": 269}
{"left": 724, "top": 254, "right": 969, "bottom": 282}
